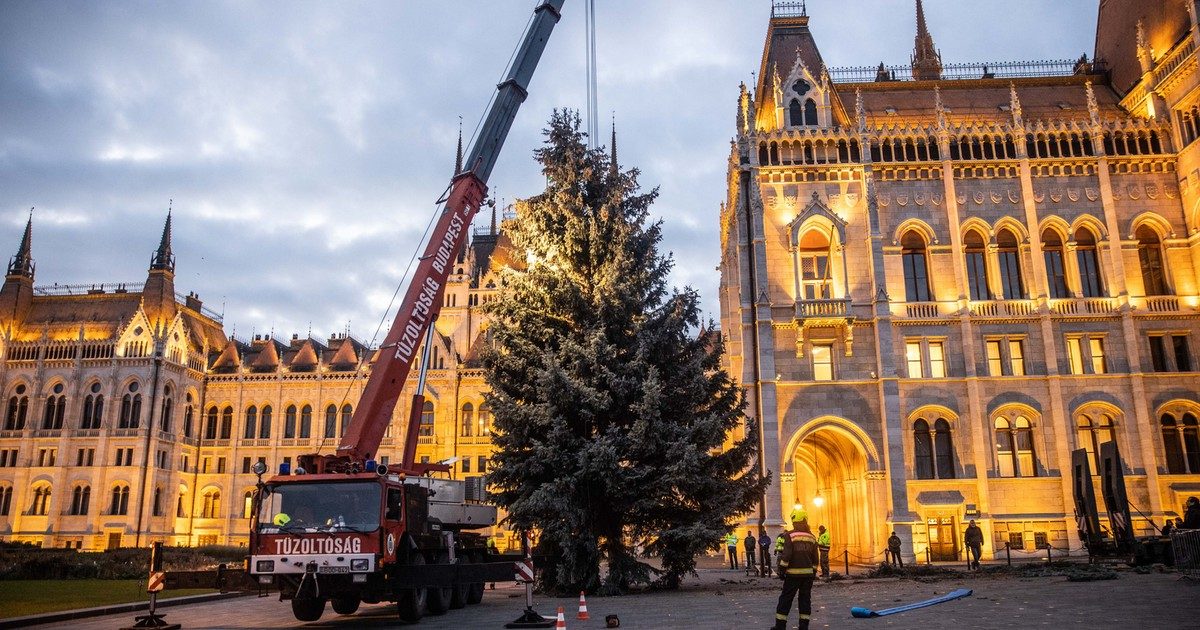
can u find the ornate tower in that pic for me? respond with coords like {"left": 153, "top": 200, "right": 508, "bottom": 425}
{"left": 911, "top": 0, "right": 943, "bottom": 80}
{"left": 0, "top": 213, "right": 35, "bottom": 329}
{"left": 142, "top": 210, "right": 177, "bottom": 329}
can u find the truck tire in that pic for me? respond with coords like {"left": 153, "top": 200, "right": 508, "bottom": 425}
{"left": 466, "top": 553, "right": 485, "bottom": 605}
{"left": 425, "top": 552, "right": 454, "bottom": 615}
{"left": 449, "top": 566, "right": 468, "bottom": 610}
{"left": 291, "top": 597, "right": 326, "bottom": 622}
{"left": 397, "top": 551, "right": 427, "bottom": 624}
{"left": 331, "top": 596, "right": 361, "bottom": 615}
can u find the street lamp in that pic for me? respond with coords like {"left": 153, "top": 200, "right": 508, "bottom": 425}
{"left": 812, "top": 490, "right": 825, "bottom": 508}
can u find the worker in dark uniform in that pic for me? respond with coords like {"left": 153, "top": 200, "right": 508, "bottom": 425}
{"left": 1184, "top": 496, "right": 1200, "bottom": 529}
{"left": 773, "top": 509, "right": 819, "bottom": 630}
{"left": 887, "top": 531, "right": 903, "bottom": 567}
{"left": 759, "top": 530, "right": 774, "bottom": 577}
{"left": 964, "top": 520, "right": 984, "bottom": 570}
{"left": 744, "top": 530, "right": 757, "bottom": 575}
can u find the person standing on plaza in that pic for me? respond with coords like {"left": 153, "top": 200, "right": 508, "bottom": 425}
{"left": 760, "top": 530, "right": 773, "bottom": 577}
{"left": 1184, "top": 496, "right": 1200, "bottom": 529}
{"left": 964, "top": 520, "right": 984, "bottom": 570}
{"left": 744, "top": 530, "right": 757, "bottom": 574}
{"left": 773, "top": 509, "right": 820, "bottom": 630}
{"left": 816, "top": 525, "right": 831, "bottom": 578}
{"left": 726, "top": 531, "right": 739, "bottom": 569}
{"left": 887, "top": 531, "right": 904, "bottom": 567}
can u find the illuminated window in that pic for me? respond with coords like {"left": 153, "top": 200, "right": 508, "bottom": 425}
{"left": 29, "top": 484, "right": 51, "bottom": 516}
{"left": 906, "top": 341, "right": 923, "bottom": 378}
{"left": 1089, "top": 338, "right": 1106, "bottom": 374}
{"left": 1074, "top": 227, "right": 1104, "bottom": 298}
{"left": 986, "top": 340, "right": 1003, "bottom": 376}
{"left": 995, "top": 414, "right": 1037, "bottom": 478}
{"left": 901, "top": 231, "right": 931, "bottom": 302}
{"left": 1042, "top": 229, "right": 1069, "bottom": 299}
{"left": 812, "top": 343, "right": 834, "bottom": 381}
{"left": 110, "top": 485, "right": 129, "bottom": 515}
{"left": 996, "top": 228, "right": 1025, "bottom": 299}
{"left": 928, "top": 342, "right": 946, "bottom": 378}
{"left": 461, "top": 403, "right": 474, "bottom": 437}
{"left": 419, "top": 401, "right": 435, "bottom": 437}
{"left": 201, "top": 490, "right": 221, "bottom": 519}
{"left": 1008, "top": 340, "right": 1025, "bottom": 376}
{"left": 243, "top": 406, "right": 258, "bottom": 440}
{"left": 964, "top": 229, "right": 990, "bottom": 301}
{"left": 1076, "top": 412, "right": 1114, "bottom": 472}
{"left": 243, "top": 490, "right": 254, "bottom": 519}
{"left": 1162, "top": 412, "right": 1200, "bottom": 474}
{"left": 1136, "top": 225, "right": 1168, "bottom": 296}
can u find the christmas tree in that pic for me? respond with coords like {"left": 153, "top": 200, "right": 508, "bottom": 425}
{"left": 483, "top": 111, "right": 766, "bottom": 594}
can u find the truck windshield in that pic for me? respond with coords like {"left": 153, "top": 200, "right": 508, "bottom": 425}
{"left": 257, "top": 482, "right": 381, "bottom": 533}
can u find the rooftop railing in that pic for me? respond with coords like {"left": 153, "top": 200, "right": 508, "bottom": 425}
{"left": 828, "top": 59, "right": 1097, "bottom": 84}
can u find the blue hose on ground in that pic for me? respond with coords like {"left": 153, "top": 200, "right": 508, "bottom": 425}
{"left": 850, "top": 588, "right": 972, "bottom": 618}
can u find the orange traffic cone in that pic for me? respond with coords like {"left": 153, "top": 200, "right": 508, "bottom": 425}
{"left": 555, "top": 605, "right": 567, "bottom": 629}
{"left": 577, "top": 591, "right": 590, "bottom": 620}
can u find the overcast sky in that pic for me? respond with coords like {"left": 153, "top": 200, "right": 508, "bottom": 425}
{"left": 0, "top": 0, "right": 1096, "bottom": 345}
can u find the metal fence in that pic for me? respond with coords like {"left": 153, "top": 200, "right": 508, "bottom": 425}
{"left": 827, "top": 59, "right": 1091, "bottom": 84}
{"left": 1171, "top": 530, "right": 1200, "bottom": 576}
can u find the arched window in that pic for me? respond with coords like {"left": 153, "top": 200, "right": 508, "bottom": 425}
{"left": 70, "top": 485, "right": 90, "bottom": 515}
{"left": 901, "top": 230, "right": 932, "bottom": 302}
{"left": 182, "top": 393, "right": 193, "bottom": 438}
{"left": 797, "top": 228, "right": 833, "bottom": 300}
{"left": 5, "top": 384, "right": 29, "bottom": 431}
{"left": 996, "top": 228, "right": 1025, "bottom": 299}
{"left": 1136, "top": 225, "right": 1168, "bottom": 296}
{"left": 995, "top": 415, "right": 1037, "bottom": 478}
{"left": 152, "top": 486, "right": 163, "bottom": 516}
{"left": 479, "top": 402, "right": 493, "bottom": 436}
{"left": 120, "top": 382, "right": 142, "bottom": 429}
{"left": 30, "top": 484, "right": 51, "bottom": 516}
{"left": 1076, "top": 412, "right": 1114, "bottom": 471}
{"left": 201, "top": 490, "right": 221, "bottom": 519}
{"left": 461, "top": 403, "right": 475, "bottom": 437}
{"left": 340, "top": 404, "right": 352, "bottom": 437}
{"left": 804, "top": 98, "right": 818, "bottom": 126}
{"left": 964, "top": 229, "right": 990, "bottom": 301}
{"left": 913, "top": 419, "right": 934, "bottom": 479}
{"left": 204, "top": 406, "right": 218, "bottom": 440}
{"left": 110, "top": 485, "right": 129, "bottom": 515}
{"left": 934, "top": 418, "right": 955, "bottom": 479}
{"left": 1161, "top": 411, "right": 1200, "bottom": 474}
{"left": 0, "top": 486, "right": 11, "bottom": 516}
{"left": 260, "top": 405, "right": 272, "bottom": 439}
{"left": 42, "top": 383, "right": 66, "bottom": 430}
{"left": 243, "top": 490, "right": 254, "bottom": 519}
{"left": 419, "top": 401, "right": 435, "bottom": 437}
{"left": 160, "top": 387, "right": 173, "bottom": 434}
{"left": 284, "top": 405, "right": 297, "bottom": 439}
{"left": 1042, "top": 228, "right": 1069, "bottom": 299}
{"left": 243, "top": 406, "right": 258, "bottom": 440}
{"left": 299, "top": 405, "right": 312, "bottom": 439}
{"left": 324, "top": 404, "right": 337, "bottom": 439}
{"left": 219, "top": 406, "right": 233, "bottom": 440}
{"left": 1075, "top": 227, "right": 1105, "bottom": 297}
{"left": 789, "top": 99, "right": 804, "bottom": 127}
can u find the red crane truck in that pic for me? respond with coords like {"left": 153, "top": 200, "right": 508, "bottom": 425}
{"left": 244, "top": 1, "right": 566, "bottom": 622}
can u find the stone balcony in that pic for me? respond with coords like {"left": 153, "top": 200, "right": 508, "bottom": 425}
{"left": 794, "top": 298, "right": 852, "bottom": 320}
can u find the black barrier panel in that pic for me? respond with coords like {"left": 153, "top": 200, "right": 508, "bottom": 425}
{"left": 391, "top": 560, "right": 520, "bottom": 587}
{"left": 1099, "top": 441, "right": 1136, "bottom": 551}
{"left": 1071, "top": 448, "right": 1103, "bottom": 552}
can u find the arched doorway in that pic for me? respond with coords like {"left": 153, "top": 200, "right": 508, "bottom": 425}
{"left": 782, "top": 419, "right": 878, "bottom": 561}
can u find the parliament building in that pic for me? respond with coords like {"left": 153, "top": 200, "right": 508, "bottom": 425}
{"left": 720, "top": 0, "right": 1200, "bottom": 562}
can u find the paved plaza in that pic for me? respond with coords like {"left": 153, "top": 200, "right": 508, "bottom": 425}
{"left": 39, "top": 563, "right": 1200, "bottom": 630}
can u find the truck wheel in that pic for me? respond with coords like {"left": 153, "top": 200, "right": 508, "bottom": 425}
{"left": 397, "top": 552, "right": 427, "bottom": 624}
{"left": 291, "top": 597, "right": 326, "bottom": 622}
{"left": 466, "top": 553, "right": 485, "bottom": 605}
{"left": 425, "top": 552, "right": 454, "bottom": 615}
{"left": 449, "top": 567, "right": 468, "bottom": 610}
{"left": 331, "top": 596, "right": 360, "bottom": 615}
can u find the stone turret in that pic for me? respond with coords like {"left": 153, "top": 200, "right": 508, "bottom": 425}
{"left": 911, "top": 0, "right": 943, "bottom": 81}
{"left": 142, "top": 211, "right": 177, "bottom": 330}
{"left": 0, "top": 213, "right": 35, "bottom": 329}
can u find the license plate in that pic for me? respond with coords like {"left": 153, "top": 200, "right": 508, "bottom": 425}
{"left": 318, "top": 566, "right": 350, "bottom": 574}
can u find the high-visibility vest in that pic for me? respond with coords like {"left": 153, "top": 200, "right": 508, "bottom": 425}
{"left": 817, "top": 531, "right": 831, "bottom": 549}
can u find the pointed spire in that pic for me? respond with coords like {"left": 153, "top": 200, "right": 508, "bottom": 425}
{"left": 1085, "top": 81, "right": 1101, "bottom": 127}
{"left": 489, "top": 198, "right": 497, "bottom": 236}
{"left": 911, "top": 0, "right": 943, "bottom": 81}
{"left": 7, "top": 209, "right": 34, "bottom": 278}
{"left": 1136, "top": 19, "right": 1153, "bottom": 74}
{"left": 609, "top": 112, "right": 618, "bottom": 177}
{"left": 1008, "top": 83, "right": 1023, "bottom": 129}
{"left": 737, "top": 82, "right": 747, "bottom": 133}
{"left": 150, "top": 203, "right": 174, "bottom": 272}
{"left": 454, "top": 116, "right": 463, "bottom": 175}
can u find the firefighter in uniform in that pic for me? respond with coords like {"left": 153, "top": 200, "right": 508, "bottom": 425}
{"left": 816, "top": 525, "right": 831, "bottom": 578}
{"left": 773, "top": 509, "right": 820, "bottom": 630}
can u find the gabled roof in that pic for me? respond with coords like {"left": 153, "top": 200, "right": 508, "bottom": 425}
{"left": 249, "top": 337, "right": 285, "bottom": 371}
{"left": 755, "top": 13, "right": 827, "bottom": 113}
{"left": 289, "top": 339, "right": 320, "bottom": 371}
{"left": 211, "top": 338, "right": 245, "bottom": 372}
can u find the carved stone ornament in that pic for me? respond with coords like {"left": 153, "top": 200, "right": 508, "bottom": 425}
{"left": 972, "top": 191, "right": 985, "bottom": 205}
{"left": 914, "top": 191, "right": 927, "bottom": 206}
{"left": 1127, "top": 184, "right": 1141, "bottom": 200}
{"left": 846, "top": 192, "right": 860, "bottom": 207}
{"left": 829, "top": 193, "right": 841, "bottom": 206}
{"left": 956, "top": 193, "right": 967, "bottom": 205}
{"left": 1146, "top": 184, "right": 1159, "bottom": 199}
{"left": 896, "top": 194, "right": 909, "bottom": 206}
{"left": 1050, "top": 190, "right": 1062, "bottom": 203}
{"left": 878, "top": 194, "right": 890, "bottom": 208}
{"left": 1067, "top": 188, "right": 1080, "bottom": 202}
{"left": 1034, "top": 190, "right": 1045, "bottom": 203}
{"left": 1112, "top": 186, "right": 1122, "bottom": 200}
{"left": 1085, "top": 187, "right": 1099, "bottom": 201}
{"left": 1007, "top": 189, "right": 1020, "bottom": 204}
{"left": 989, "top": 191, "right": 1002, "bottom": 204}
{"left": 932, "top": 192, "right": 944, "bottom": 205}
{"left": 1165, "top": 185, "right": 1179, "bottom": 199}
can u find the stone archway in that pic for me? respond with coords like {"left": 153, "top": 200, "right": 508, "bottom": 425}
{"left": 782, "top": 418, "right": 879, "bottom": 561}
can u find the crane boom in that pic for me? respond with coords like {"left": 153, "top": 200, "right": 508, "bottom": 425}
{"left": 302, "top": 0, "right": 565, "bottom": 473}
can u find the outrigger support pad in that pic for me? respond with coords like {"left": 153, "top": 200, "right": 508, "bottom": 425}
{"left": 505, "top": 606, "right": 555, "bottom": 628}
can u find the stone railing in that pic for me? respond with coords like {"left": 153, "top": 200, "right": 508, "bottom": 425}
{"left": 795, "top": 298, "right": 851, "bottom": 319}
{"left": 1048, "top": 297, "right": 1118, "bottom": 316}
{"left": 1134, "top": 295, "right": 1184, "bottom": 314}
{"left": 969, "top": 299, "right": 1037, "bottom": 318}
{"left": 904, "top": 302, "right": 941, "bottom": 319}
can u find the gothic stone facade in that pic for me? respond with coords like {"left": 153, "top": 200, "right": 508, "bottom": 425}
{"left": 719, "top": 2, "right": 1200, "bottom": 562}
{"left": 0, "top": 213, "right": 509, "bottom": 550}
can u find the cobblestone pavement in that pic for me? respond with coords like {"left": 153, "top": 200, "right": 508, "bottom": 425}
{"left": 45, "top": 566, "right": 1200, "bottom": 629}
